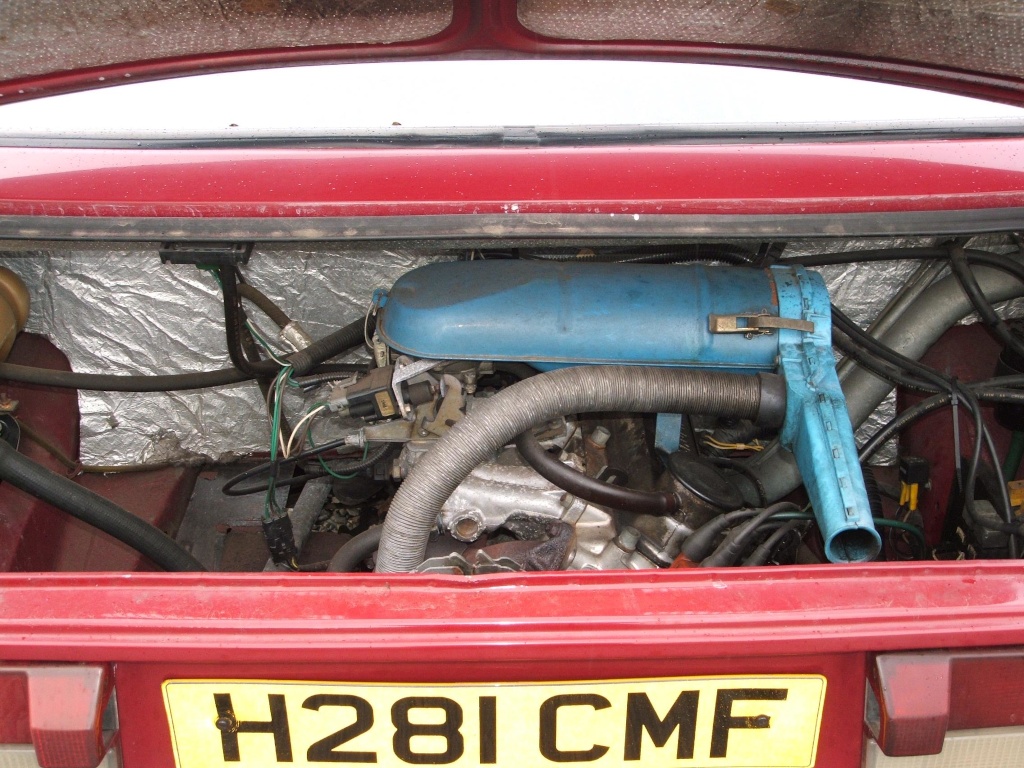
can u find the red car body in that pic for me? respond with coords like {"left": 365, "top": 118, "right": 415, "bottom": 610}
{"left": 2, "top": 3, "right": 1024, "bottom": 767}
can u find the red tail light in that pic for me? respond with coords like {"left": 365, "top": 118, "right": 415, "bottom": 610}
{"left": 868, "top": 648, "right": 1024, "bottom": 757}
{"left": 0, "top": 665, "right": 114, "bottom": 768}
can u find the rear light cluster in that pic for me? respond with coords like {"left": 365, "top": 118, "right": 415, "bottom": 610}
{"left": 865, "top": 649, "right": 1024, "bottom": 765}
{"left": 0, "top": 665, "right": 116, "bottom": 768}
{"left": 3, "top": 652, "right": 1024, "bottom": 768}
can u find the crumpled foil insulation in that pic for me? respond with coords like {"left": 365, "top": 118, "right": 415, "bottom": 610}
{"left": 0, "top": 246, "right": 450, "bottom": 465}
{"left": 0, "top": 238, "right": 1010, "bottom": 465}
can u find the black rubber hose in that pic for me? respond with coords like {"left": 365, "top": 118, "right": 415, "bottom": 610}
{"left": 219, "top": 267, "right": 280, "bottom": 377}
{"left": 328, "top": 526, "right": 383, "bottom": 572}
{"left": 0, "top": 439, "right": 205, "bottom": 571}
{"left": 515, "top": 430, "right": 678, "bottom": 515}
{"left": 237, "top": 282, "right": 291, "bottom": 328}
{"left": 219, "top": 267, "right": 370, "bottom": 377}
{"left": 286, "top": 317, "right": 367, "bottom": 376}
{"left": 0, "top": 362, "right": 253, "bottom": 391}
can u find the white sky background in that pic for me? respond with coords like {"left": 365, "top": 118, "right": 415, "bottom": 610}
{"left": 0, "top": 60, "right": 1022, "bottom": 138}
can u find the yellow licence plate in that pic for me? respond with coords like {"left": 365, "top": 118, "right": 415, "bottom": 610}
{"left": 163, "top": 676, "right": 826, "bottom": 768}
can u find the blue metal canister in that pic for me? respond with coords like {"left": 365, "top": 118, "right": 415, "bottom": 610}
{"left": 377, "top": 260, "right": 880, "bottom": 563}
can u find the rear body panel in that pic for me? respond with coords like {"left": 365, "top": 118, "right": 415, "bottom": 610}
{"left": 3, "top": 565, "right": 1024, "bottom": 766}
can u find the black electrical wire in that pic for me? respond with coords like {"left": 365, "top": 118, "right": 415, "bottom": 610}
{"left": 949, "top": 247, "right": 1024, "bottom": 364}
{"left": 832, "top": 304, "right": 953, "bottom": 391}
{"left": 831, "top": 329, "right": 939, "bottom": 394}
{"left": 742, "top": 520, "right": 805, "bottom": 566}
{"left": 222, "top": 442, "right": 396, "bottom": 497}
{"left": 831, "top": 297, "right": 1022, "bottom": 554}
{"left": 857, "top": 386, "right": 1022, "bottom": 550}
{"left": 700, "top": 501, "right": 802, "bottom": 567}
{"left": 833, "top": 326, "right": 1024, "bottom": 407}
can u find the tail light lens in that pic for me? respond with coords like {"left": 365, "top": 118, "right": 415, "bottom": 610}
{"left": 867, "top": 648, "right": 1024, "bottom": 759}
{"left": 0, "top": 665, "right": 115, "bottom": 768}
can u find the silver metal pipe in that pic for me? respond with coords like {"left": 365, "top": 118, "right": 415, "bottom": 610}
{"left": 745, "top": 262, "right": 1024, "bottom": 503}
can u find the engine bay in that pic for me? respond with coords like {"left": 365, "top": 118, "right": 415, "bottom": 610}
{"left": 1, "top": 237, "right": 1022, "bottom": 574}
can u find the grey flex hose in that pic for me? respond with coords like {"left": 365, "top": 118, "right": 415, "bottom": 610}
{"left": 0, "top": 438, "right": 206, "bottom": 571}
{"left": 741, "top": 262, "right": 1024, "bottom": 505}
{"left": 375, "top": 366, "right": 785, "bottom": 573}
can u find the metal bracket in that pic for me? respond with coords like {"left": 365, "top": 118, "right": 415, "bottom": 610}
{"left": 391, "top": 357, "right": 440, "bottom": 419}
{"left": 158, "top": 241, "right": 253, "bottom": 267}
{"left": 709, "top": 312, "right": 815, "bottom": 337}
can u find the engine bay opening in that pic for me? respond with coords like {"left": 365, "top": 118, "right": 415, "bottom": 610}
{"left": 0, "top": 236, "right": 1022, "bottom": 574}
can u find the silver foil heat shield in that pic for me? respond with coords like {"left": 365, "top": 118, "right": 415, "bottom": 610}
{"left": 0, "top": 238, "right": 1012, "bottom": 466}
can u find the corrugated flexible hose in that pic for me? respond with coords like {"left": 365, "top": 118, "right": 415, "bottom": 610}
{"left": 375, "top": 366, "right": 785, "bottom": 573}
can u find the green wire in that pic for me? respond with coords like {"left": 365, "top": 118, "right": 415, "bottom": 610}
{"left": 1003, "top": 431, "right": 1024, "bottom": 481}
{"left": 306, "top": 426, "right": 370, "bottom": 481}
{"left": 246, "top": 319, "right": 291, "bottom": 367}
{"left": 263, "top": 366, "right": 293, "bottom": 521}
{"left": 769, "top": 510, "right": 928, "bottom": 557}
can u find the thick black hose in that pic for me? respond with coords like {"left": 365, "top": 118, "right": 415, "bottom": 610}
{"left": 0, "top": 439, "right": 205, "bottom": 571}
{"left": 237, "top": 283, "right": 291, "bottom": 328}
{"left": 286, "top": 318, "right": 367, "bottom": 376}
{"left": 219, "top": 267, "right": 280, "bottom": 377}
{"left": 0, "top": 362, "right": 253, "bottom": 391}
{"left": 515, "top": 430, "right": 678, "bottom": 515}
{"left": 327, "top": 526, "right": 383, "bottom": 572}
{"left": 219, "top": 267, "right": 368, "bottom": 377}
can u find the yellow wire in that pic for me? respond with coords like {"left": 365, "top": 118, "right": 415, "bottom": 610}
{"left": 703, "top": 436, "right": 765, "bottom": 452}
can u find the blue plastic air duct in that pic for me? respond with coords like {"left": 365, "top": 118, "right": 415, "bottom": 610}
{"left": 377, "top": 260, "right": 880, "bottom": 563}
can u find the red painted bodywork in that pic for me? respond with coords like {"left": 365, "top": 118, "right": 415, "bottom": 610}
{"left": 3, "top": 140, "right": 1024, "bottom": 218}
{"left": 2, "top": 45, "right": 1024, "bottom": 767}
{"left": 898, "top": 326, "right": 1016, "bottom": 546}
{"left": 1, "top": 565, "right": 1023, "bottom": 768}
{"left": 2, "top": 0, "right": 1023, "bottom": 109}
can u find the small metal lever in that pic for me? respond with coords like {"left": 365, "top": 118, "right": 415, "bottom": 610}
{"left": 709, "top": 312, "right": 815, "bottom": 336}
